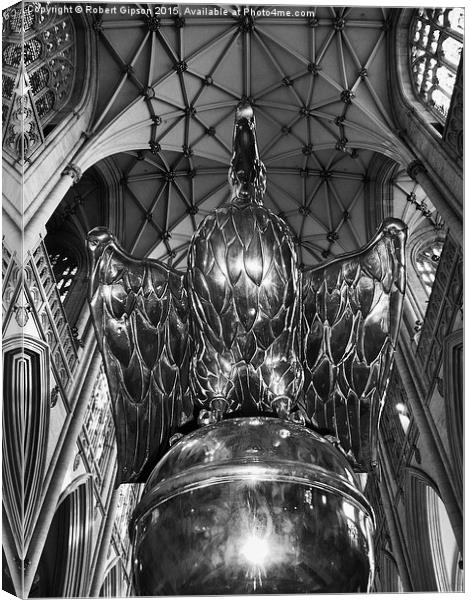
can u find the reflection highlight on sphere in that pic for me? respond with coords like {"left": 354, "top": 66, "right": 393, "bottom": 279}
{"left": 131, "top": 417, "right": 375, "bottom": 595}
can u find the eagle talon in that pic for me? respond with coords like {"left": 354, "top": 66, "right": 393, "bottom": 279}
{"left": 197, "top": 399, "right": 228, "bottom": 427}
{"left": 197, "top": 409, "right": 217, "bottom": 427}
{"left": 210, "top": 397, "right": 229, "bottom": 421}
{"left": 271, "top": 396, "right": 291, "bottom": 420}
{"left": 288, "top": 409, "right": 305, "bottom": 426}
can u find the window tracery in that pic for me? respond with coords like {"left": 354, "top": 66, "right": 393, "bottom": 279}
{"left": 49, "top": 250, "right": 79, "bottom": 303}
{"left": 395, "top": 402, "right": 410, "bottom": 434}
{"left": 77, "top": 369, "right": 116, "bottom": 498}
{"left": 2, "top": 2, "right": 76, "bottom": 160}
{"left": 409, "top": 8, "right": 463, "bottom": 125}
{"left": 414, "top": 238, "right": 444, "bottom": 293}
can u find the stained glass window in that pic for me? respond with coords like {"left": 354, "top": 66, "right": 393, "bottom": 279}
{"left": 410, "top": 8, "right": 463, "bottom": 124}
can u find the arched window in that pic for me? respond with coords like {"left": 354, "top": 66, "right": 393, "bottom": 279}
{"left": 380, "top": 371, "right": 412, "bottom": 476}
{"left": 414, "top": 238, "right": 444, "bottom": 294}
{"left": 44, "top": 235, "right": 88, "bottom": 327}
{"left": 82, "top": 367, "right": 115, "bottom": 480}
{"left": 114, "top": 483, "right": 143, "bottom": 552}
{"left": 395, "top": 402, "right": 410, "bottom": 435}
{"left": 48, "top": 250, "right": 79, "bottom": 303}
{"left": 2, "top": 2, "right": 77, "bottom": 159}
{"left": 409, "top": 8, "right": 463, "bottom": 130}
{"left": 44, "top": 165, "right": 108, "bottom": 327}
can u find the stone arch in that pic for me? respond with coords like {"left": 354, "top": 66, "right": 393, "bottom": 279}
{"left": 30, "top": 476, "right": 94, "bottom": 597}
{"left": 43, "top": 165, "right": 107, "bottom": 326}
{"left": 2, "top": 335, "right": 50, "bottom": 557}
{"left": 403, "top": 467, "right": 461, "bottom": 591}
{"left": 442, "top": 329, "right": 463, "bottom": 503}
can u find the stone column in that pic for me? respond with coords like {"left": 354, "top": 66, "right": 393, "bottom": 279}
{"left": 23, "top": 342, "right": 100, "bottom": 597}
{"left": 88, "top": 483, "right": 120, "bottom": 597}
{"left": 23, "top": 163, "right": 82, "bottom": 258}
{"left": 394, "top": 346, "right": 463, "bottom": 554}
{"left": 377, "top": 437, "right": 414, "bottom": 592}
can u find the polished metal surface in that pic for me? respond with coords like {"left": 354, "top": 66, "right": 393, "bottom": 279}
{"left": 188, "top": 102, "right": 303, "bottom": 416}
{"left": 87, "top": 227, "right": 192, "bottom": 484}
{"left": 301, "top": 218, "right": 406, "bottom": 470}
{"left": 131, "top": 417, "right": 375, "bottom": 594}
{"left": 228, "top": 102, "right": 267, "bottom": 203}
{"left": 87, "top": 102, "right": 406, "bottom": 489}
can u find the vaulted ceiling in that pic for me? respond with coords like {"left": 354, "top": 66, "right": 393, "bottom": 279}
{"left": 54, "top": 6, "right": 437, "bottom": 267}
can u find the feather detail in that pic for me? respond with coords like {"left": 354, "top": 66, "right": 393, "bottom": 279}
{"left": 300, "top": 218, "right": 407, "bottom": 471}
{"left": 87, "top": 227, "right": 192, "bottom": 485}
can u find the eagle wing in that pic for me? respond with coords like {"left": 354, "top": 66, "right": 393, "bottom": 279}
{"left": 300, "top": 218, "right": 406, "bottom": 471}
{"left": 87, "top": 228, "right": 192, "bottom": 485}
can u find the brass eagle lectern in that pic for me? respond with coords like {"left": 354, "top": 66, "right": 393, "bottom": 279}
{"left": 87, "top": 102, "right": 406, "bottom": 594}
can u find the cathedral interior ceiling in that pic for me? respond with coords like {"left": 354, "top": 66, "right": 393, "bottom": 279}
{"left": 57, "top": 7, "right": 433, "bottom": 267}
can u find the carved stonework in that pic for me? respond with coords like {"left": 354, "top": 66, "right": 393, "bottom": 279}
{"left": 50, "top": 385, "right": 60, "bottom": 408}
{"left": 73, "top": 452, "right": 81, "bottom": 470}
{"left": 417, "top": 234, "right": 462, "bottom": 382}
{"left": 2, "top": 261, "right": 20, "bottom": 321}
{"left": 443, "top": 58, "right": 463, "bottom": 159}
{"left": 3, "top": 337, "right": 50, "bottom": 555}
{"left": 14, "top": 303, "right": 31, "bottom": 327}
{"left": 406, "top": 159, "right": 426, "bottom": 181}
{"left": 3, "top": 72, "right": 43, "bottom": 160}
{"left": 2, "top": 6, "right": 76, "bottom": 160}
{"left": 61, "top": 163, "right": 82, "bottom": 184}
{"left": 28, "top": 243, "right": 78, "bottom": 388}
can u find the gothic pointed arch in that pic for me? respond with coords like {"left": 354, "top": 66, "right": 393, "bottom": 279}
{"left": 100, "top": 560, "right": 124, "bottom": 597}
{"left": 404, "top": 468, "right": 462, "bottom": 592}
{"left": 377, "top": 549, "right": 403, "bottom": 593}
{"left": 2, "top": 335, "right": 50, "bottom": 557}
{"left": 29, "top": 477, "right": 94, "bottom": 598}
{"left": 442, "top": 329, "right": 463, "bottom": 502}
{"left": 44, "top": 165, "right": 107, "bottom": 327}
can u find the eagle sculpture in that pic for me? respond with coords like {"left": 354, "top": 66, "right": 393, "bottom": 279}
{"left": 87, "top": 103, "right": 406, "bottom": 485}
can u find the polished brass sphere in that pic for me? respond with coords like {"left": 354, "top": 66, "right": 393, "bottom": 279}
{"left": 130, "top": 417, "right": 375, "bottom": 595}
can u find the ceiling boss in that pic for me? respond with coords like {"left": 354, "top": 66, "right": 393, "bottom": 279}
{"left": 87, "top": 102, "right": 406, "bottom": 594}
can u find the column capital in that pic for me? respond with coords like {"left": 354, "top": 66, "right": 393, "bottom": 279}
{"left": 61, "top": 163, "right": 82, "bottom": 184}
{"left": 406, "top": 159, "right": 426, "bottom": 181}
